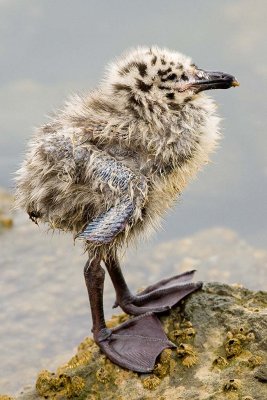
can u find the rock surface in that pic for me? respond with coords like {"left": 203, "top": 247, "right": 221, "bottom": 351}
{"left": 12, "top": 283, "right": 267, "bottom": 400}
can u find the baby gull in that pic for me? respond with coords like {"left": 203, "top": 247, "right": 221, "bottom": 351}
{"left": 15, "top": 46, "right": 239, "bottom": 372}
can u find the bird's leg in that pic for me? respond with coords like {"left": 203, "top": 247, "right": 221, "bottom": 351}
{"left": 105, "top": 252, "right": 202, "bottom": 316}
{"left": 84, "top": 256, "right": 110, "bottom": 341}
{"left": 104, "top": 252, "right": 171, "bottom": 314}
{"left": 84, "top": 254, "right": 175, "bottom": 372}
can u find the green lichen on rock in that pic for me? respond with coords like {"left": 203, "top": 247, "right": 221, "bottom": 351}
{"left": 12, "top": 283, "right": 267, "bottom": 399}
{"left": 35, "top": 370, "right": 85, "bottom": 399}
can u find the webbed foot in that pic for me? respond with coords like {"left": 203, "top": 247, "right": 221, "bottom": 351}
{"left": 114, "top": 270, "right": 202, "bottom": 316}
{"left": 95, "top": 313, "right": 175, "bottom": 372}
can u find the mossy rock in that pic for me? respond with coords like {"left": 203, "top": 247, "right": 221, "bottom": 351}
{"left": 11, "top": 283, "right": 267, "bottom": 399}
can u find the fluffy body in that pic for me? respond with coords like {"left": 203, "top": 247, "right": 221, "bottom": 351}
{"left": 15, "top": 46, "right": 220, "bottom": 257}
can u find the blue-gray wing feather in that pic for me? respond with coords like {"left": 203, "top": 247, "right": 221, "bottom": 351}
{"left": 91, "top": 157, "right": 135, "bottom": 192}
{"left": 76, "top": 150, "right": 147, "bottom": 244}
{"left": 77, "top": 197, "right": 134, "bottom": 243}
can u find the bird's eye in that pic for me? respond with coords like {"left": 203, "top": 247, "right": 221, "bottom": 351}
{"left": 161, "top": 73, "right": 177, "bottom": 82}
{"left": 180, "top": 73, "right": 189, "bottom": 81}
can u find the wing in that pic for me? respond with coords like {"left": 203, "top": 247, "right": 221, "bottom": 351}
{"left": 77, "top": 150, "right": 148, "bottom": 243}
{"left": 77, "top": 197, "right": 134, "bottom": 243}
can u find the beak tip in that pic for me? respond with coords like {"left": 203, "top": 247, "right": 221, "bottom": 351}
{"left": 231, "top": 79, "right": 240, "bottom": 87}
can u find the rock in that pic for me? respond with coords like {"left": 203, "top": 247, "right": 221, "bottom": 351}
{"left": 0, "top": 188, "right": 14, "bottom": 230}
{"left": 1, "top": 214, "right": 266, "bottom": 394}
{"left": 14, "top": 283, "right": 266, "bottom": 400}
{"left": 0, "top": 396, "right": 15, "bottom": 400}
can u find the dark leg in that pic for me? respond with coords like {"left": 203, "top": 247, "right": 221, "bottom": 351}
{"left": 105, "top": 252, "right": 202, "bottom": 316}
{"left": 84, "top": 254, "right": 175, "bottom": 373}
{"left": 84, "top": 256, "right": 110, "bottom": 342}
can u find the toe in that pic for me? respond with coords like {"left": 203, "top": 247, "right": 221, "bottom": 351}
{"left": 120, "top": 302, "right": 170, "bottom": 316}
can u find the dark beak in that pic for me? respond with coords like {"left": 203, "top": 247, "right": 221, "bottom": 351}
{"left": 190, "top": 70, "right": 239, "bottom": 93}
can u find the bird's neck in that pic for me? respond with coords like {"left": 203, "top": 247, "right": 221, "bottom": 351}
{"left": 140, "top": 96, "right": 218, "bottom": 171}
{"left": 79, "top": 92, "right": 220, "bottom": 175}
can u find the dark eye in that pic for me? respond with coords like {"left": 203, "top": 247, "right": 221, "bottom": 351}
{"left": 180, "top": 73, "right": 189, "bottom": 81}
{"left": 161, "top": 73, "right": 177, "bottom": 82}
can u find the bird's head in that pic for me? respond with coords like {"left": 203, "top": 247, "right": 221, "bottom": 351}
{"left": 103, "top": 46, "right": 239, "bottom": 118}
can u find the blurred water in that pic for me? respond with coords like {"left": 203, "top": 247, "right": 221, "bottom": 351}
{"left": 0, "top": 0, "right": 267, "bottom": 395}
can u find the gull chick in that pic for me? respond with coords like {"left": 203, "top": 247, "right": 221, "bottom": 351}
{"left": 15, "top": 46, "right": 238, "bottom": 372}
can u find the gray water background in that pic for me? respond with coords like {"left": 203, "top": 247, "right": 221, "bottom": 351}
{"left": 0, "top": 0, "right": 267, "bottom": 395}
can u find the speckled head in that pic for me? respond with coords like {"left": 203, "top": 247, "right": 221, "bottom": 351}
{"left": 102, "top": 46, "right": 239, "bottom": 115}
